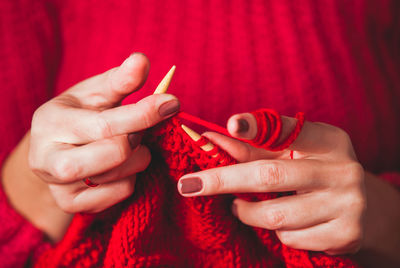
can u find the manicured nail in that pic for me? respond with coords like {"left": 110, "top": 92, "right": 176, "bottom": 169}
{"left": 180, "top": 177, "right": 203, "bottom": 194}
{"left": 232, "top": 202, "right": 238, "bottom": 217}
{"left": 159, "top": 99, "right": 180, "bottom": 117}
{"left": 236, "top": 119, "right": 249, "bottom": 133}
{"left": 128, "top": 133, "right": 141, "bottom": 149}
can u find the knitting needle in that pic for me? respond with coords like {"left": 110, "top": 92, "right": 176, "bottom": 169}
{"left": 181, "top": 124, "right": 219, "bottom": 157}
{"left": 153, "top": 65, "right": 176, "bottom": 94}
{"left": 153, "top": 67, "right": 218, "bottom": 157}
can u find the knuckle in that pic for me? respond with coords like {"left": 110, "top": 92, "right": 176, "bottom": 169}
{"left": 52, "top": 157, "right": 79, "bottom": 182}
{"left": 58, "top": 201, "right": 77, "bottom": 214}
{"left": 28, "top": 151, "right": 40, "bottom": 172}
{"left": 140, "top": 111, "right": 153, "bottom": 129}
{"left": 31, "top": 104, "right": 51, "bottom": 132}
{"left": 338, "top": 224, "right": 363, "bottom": 252}
{"left": 345, "top": 162, "right": 365, "bottom": 184}
{"left": 256, "top": 161, "right": 285, "bottom": 189}
{"left": 96, "top": 112, "right": 114, "bottom": 138}
{"left": 31, "top": 106, "right": 44, "bottom": 125}
{"left": 262, "top": 209, "right": 285, "bottom": 230}
{"left": 121, "top": 73, "right": 140, "bottom": 92}
{"left": 326, "top": 124, "right": 347, "bottom": 139}
{"left": 110, "top": 138, "right": 132, "bottom": 166}
{"left": 210, "top": 169, "right": 225, "bottom": 193}
{"left": 49, "top": 185, "right": 77, "bottom": 213}
{"left": 107, "top": 66, "right": 142, "bottom": 94}
{"left": 28, "top": 143, "right": 44, "bottom": 173}
{"left": 336, "top": 127, "right": 350, "bottom": 141}
{"left": 348, "top": 192, "right": 367, "bottom": 214}
{"left": 126, "top": 176, "right": 136, "bottom": 195}
{"left": 108, "top": 166, "right": 123, "bottom": 181}
{"left": 139, "top": 101, "right": 157, "bottom": 128}
{"left": 115, "top": 177, "right": 136, "bottom": 200}
{"left": 120, "top": 137, "right": 133, "bottom": 160}
{"left": 106, "top": 67, "right": 119, "bottom": 91}
{"left": 331, "top": 126, "right": 352, "bottom": 148}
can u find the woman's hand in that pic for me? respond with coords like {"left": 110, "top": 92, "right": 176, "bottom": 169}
{"left": 178, "top": 112, "right": 368, "bottom": 255}
{"left": 29, "top": 53, "right": 180, "bottom": 214}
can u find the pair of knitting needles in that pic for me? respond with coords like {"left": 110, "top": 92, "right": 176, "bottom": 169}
{"left": 153, "top": 66, "right": 216, "bottom": 154}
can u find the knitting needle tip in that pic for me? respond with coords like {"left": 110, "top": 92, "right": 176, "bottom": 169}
{"left": 153, "top": 65, "right": 176, "bottom": 94}
{"left": 181, "top": 124, "right": 216, "bottom": 154}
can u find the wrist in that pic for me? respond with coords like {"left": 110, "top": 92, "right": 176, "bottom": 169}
{"left": 1, "top": 132, "right": 72, "bottom": 242}
{"left": 356, "top": 172, "right": 400, "bottom": 267}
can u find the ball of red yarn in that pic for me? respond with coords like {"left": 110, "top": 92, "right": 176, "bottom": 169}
{"left": 249, "top": 109, "right": 305, "bottom": 151}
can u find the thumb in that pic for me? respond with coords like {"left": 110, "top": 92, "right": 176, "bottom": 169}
{"left": 66, "top": 52, "right": 150, "bottom": 109}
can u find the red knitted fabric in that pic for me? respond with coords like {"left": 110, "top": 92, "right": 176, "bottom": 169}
{"left": 1, "top": 1, "right": 400, "bottom": 266}
{"left": 35, "top": 113, "right": 358, "bottom": 267}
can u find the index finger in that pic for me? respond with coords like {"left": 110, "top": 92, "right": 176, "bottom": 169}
{"left": 48, "top": 93, "right": 180, "bottom": 144}
{"left": 177, "top": 159, "right": 328, "bottom": 196}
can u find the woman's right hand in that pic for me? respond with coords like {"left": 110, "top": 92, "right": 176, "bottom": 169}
{"left": 29, "top": 53, "right": 180, "bottom": 213}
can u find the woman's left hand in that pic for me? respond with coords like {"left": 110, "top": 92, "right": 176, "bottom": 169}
{"left": 177, "top": 112, "right": 367, "bottom": 255}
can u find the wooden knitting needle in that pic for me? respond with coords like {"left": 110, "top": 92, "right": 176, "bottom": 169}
{"left": 181, "top": 124, "right": 219, "bottom": 157}
{"left": 154, "top": 67, "right": 218, "bottom": 157}
{"left": 153, "top": 65, "right": 176, "bottom": 94}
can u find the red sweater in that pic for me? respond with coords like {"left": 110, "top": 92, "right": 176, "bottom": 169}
{"left": 0, "top": 0, "right": 399, "bottom": 266}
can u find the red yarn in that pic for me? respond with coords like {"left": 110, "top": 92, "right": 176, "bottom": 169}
{"left": 249, "top": 109, "right": 305, "bottom": 151}
{"left": 177, "top": 112, "right": 230, "bottom": 137}
{"left": 35, "top": 112, "right": 358, "bottom": 267}
{"left": 83, "top": 178, "right": 99, "bottom": 187}
{"left": 1, "top": 2, "right": 400, "bottom": 266}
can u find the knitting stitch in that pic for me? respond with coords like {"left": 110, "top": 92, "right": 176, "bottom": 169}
{"left": 1, "top": 1, "right": 400, "bottom": 266}
{"left": 35, "top": 110, "right": 358, "bottom": 267}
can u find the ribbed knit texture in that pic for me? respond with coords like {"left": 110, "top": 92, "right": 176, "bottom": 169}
{"left": 0, "top": 1, "right": 58, "bottom": 267}
{"left": 0, "top": 185, "right": 51, "bottom": 268}
{"left": 51, "top": 0, "right": 400, "bottom": 172}
{"left": 1, "top": 0, "right": 400, "bottom": 266}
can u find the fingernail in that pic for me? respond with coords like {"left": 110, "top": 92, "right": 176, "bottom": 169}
{"left": 236, "top": 119, "right": 249, "bottom": 133}
{"left": 180, "top": 177, "right": 203, "bottom": 194}
{"left": 122, "top": 53, "right": 135, "bottom": 66}
{"left": 132, "top": 51, "right": 146, "bottom": 57}
{"left": 123, "top": 52, "right": 145, "bottom": 67}
{"left": 130, "top": 51, "right": 147, "bottom": 60}
{"left": 159, "top": 99, "right": 180, "bottom": 117}
{"left": 128, "top": 133, "right": 141, "bottom": 149}
{"left": 232, "top": 202, "right": 238, "bottom": 217}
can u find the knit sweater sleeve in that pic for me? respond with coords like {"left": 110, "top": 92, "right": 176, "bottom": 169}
{"left": 0, "top": 182, "right": 51, "bottom": 268}
{"left": 0, "top": 0, "right": 60, "bottom": 266}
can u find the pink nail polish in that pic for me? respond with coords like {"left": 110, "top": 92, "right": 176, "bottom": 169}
{"left": 180, "top": 177, "right": 203, "bottom": 194}
{"left": 236, "top": 119, "right": 249, "bottom": 133}
{"left": 128, "top": 133, "right": 141, "bottom": 150}
{"left": 159, "top": 99, "right": 180, "bottom": 117}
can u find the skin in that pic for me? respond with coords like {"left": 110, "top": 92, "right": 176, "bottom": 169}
{"left": 178, "top": 113, "right": 400, "bottom": 267}
{"left": 2, "top": 53, "right": 180, "bottom": 240}
{"left": 1, "top": 53, "right": 399, "bottom": 266}
{"left": 2, "top": 132, "right": 72, "bottom": 241}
